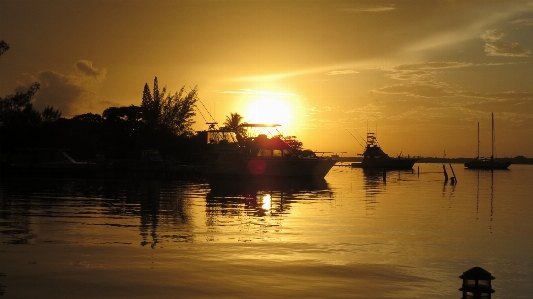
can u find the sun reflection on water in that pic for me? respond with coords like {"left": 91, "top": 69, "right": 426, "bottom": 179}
{"left": 260, "top": 193, "right": 272, "bottom": 214}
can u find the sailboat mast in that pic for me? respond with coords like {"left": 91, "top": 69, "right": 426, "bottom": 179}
{"left": 491, "top": 112, "right": 495, "bottom": 161}
{"left": 477, "top": 122, "right": 480, "bottom": 159}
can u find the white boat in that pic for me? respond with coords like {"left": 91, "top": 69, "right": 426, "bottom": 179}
{"left": 202, "top": 124, "right": 336, "bottom": 177}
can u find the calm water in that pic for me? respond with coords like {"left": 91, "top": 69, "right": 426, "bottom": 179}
{"left": 1, "top": 163, "right": 532, "bottom": 299}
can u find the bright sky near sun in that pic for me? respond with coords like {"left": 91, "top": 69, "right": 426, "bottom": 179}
{"left": 2, "top": 0, "right": 533, "bottom": 158}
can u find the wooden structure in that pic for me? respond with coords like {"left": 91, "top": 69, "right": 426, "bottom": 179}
{"left": 459, "top": 267, "right": 495, "bottom": 299}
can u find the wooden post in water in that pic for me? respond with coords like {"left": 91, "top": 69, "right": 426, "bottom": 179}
{"left": 449, "top": 163, "right": 457, "bottom": 184}
{"left": 443, "top": 165, "right": 448, "bottom": 183}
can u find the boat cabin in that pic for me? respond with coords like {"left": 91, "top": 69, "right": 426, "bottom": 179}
{"left": 361, "top": 132, "right": 391, "bottom": 159}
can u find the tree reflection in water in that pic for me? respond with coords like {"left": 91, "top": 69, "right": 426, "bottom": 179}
{"left": 205, "top": 176, "right": 331, "bottom": 219}
{"left": 0, "top": 176, "right": 332, "bottom": 248}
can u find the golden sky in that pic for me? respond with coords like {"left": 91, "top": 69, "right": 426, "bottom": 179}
{"left": 2, "top": 0, "right": 533, "bottom": 158}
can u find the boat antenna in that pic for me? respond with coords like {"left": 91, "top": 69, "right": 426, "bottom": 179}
{"left": 196, "top": 97, "right": 219, "bottom": 130}
{"left": 348, "top": 130, "right": 365, "bottom": 149}
{"left": 353, "top": 129, "right": 366, "bottom": 146}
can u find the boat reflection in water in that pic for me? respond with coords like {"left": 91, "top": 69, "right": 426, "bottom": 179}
{"left": 205, "top": 176, "right": 332, "bottom": 218}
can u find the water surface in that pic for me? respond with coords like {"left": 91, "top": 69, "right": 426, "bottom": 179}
{"left": 1, "top": 163, "right": 532, "bottom": 298}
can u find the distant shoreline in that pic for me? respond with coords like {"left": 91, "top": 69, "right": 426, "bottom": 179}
{"left": 333, "top": 157, "right": 533, "bottom": 164}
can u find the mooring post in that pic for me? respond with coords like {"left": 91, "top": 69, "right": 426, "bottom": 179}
{"left": 449, "top": 163, "right": 457, "bottom": 184}
{"left": 443, "top": 164, "right": 448, "bottom": 182}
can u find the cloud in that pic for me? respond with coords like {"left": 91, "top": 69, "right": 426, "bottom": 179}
{"left": 76, "top": 60, "right": 106, "bottom": 78}
{"left": 480, "top": 29, "right": 530, "bottom": 57}
{"left": 385, "top": 62, "right": 472, "bottom": 81}
{"left": 220, "top": 89, "right": 297, "bottom": 97}
{"left": 480, "top": 29, "right": 505, "bottom": 42}
{"left": 392, "top": 62, "right": 473, "bottom": 71}
{"left": 337, "top": 4, "right": 396, "bottom": 12}
{"left": 374, "top": 60, "right": 533, "bottom": 106}
{"left": 459, "top": 91, "right": 533, "bottom": 101}
{"left": 384, "top": 61, "right": 526, "bottom": 81}
{"left": 327, "top": 70, "right": 359, "bottom": 75}
{"left": 374, "top": 82, "right": 453, "bottom": 98}
{"left": 484, "top": 41, "right": 531, "bottom": 57}
{"left": 510, "top": 18, "right": 533, "bottom": 26}
{"left": 33, "top": 71, "right": 89, "bottom": 116}
{"left": 28, "top": 60, "right": 107, "bottom": 117}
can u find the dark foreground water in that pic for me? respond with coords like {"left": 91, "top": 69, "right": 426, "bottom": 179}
{"left": 1, "top": 163, "right": 532, "bottom": 299}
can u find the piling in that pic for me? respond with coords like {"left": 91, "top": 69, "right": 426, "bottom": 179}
{"left": 449, "top": 163, "right": 457, "bottom": 184}
{"left": 443, "top": 164, "right": 448, "bottom": 182}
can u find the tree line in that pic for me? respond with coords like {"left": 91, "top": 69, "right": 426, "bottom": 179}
{"left": 0, "top": 40, "right": 204, "bottom": 163}
{"left": 1, "top": 39, "right": 306, "bottom": 164}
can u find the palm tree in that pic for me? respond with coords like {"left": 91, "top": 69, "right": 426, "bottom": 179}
{"left": 223, "top": 112, "right": 247, "bottom": 143}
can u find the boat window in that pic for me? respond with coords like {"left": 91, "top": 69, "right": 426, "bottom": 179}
{"left": 258, "top": 149, "right": 272, "bottom": 157}
{"left": 273, "top": 149, "right": 282, "bottom": 157}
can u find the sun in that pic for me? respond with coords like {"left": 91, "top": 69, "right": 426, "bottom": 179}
{"left": 246, "top": 97, "right": 291, "bottom": 126}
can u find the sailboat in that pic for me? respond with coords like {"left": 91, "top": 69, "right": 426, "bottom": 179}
{"left": 464, "top": 113, "right": 511, "bottom": 170}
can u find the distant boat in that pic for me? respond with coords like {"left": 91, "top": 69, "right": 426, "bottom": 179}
{"left": 464, "top": 113, "right": 511, "bottom": 170}
{"left": 202, "top": 124, "right": 337, "bottom": 177}
{"left": 1, "top": 148, "right": 99, "bottom": 177}
{"left": 351, "top": 132, "right": 418, "bottom": 170}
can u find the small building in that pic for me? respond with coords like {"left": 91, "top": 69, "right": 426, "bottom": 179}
{"left": 459, "top": 267, "right": 495, "bottom": 299}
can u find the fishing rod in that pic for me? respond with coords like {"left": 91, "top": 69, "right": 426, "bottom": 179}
{"left": 348, "top": 130, "right": 365, "bottom": 150}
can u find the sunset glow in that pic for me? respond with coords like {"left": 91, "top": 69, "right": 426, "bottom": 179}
{"left": 2, "top": 0, "right": 533, "bottom": 157}
{"left": 246, "top": 97, "right": 291, "bottom": 126}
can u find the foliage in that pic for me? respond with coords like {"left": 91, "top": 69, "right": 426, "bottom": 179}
{"left": 222, "top": 112, "right": 247, "bottom": 142}
{"left": 103, "top": 105, "right": 144, "bottom": 122}
{"left": 41, "top": 106, "right": 62, "bottom": 122}
{"left": 0, "top": 51, "right": 202, "bottom": 162}
{"left": 160, "top": 86, "right": 199, "bottom": 137}
{"left": 72, "top": 113, "right": 103, "bottom": 123}
{"left": 0, "top": 40, "right": 9, "bottom": 57}
{"left": 141, "top": 77, "right": 198, "bottom": 137}
{"left": 141, "top": 77, "right": 165, "bottom": 126}
{"left": 283, "top": 135, "right": 304, "bottom": 151}
{"left": 0, "top": 82, "right": 42, "bottom": 127}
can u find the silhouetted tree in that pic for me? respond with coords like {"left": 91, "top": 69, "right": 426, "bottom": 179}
{"left": 72, "top": 112, "right": 103, "bottom": 123}
{"left": 283, "top": 136, "right": 304, "bottom": 151}
{"left": 141, "top": 77, "right": 198, "bottom": 137}
{"left": 0, "top": 40, "right": 9, "bottom": 57}
{"left": 160, "top": 86, "right": 199, "bottom": 137}
{"left": 103, "top": 105, "right": 144, "bottom": 122}
{"left": 223, "top": 112, "right": 247, "bottom": 142}
{"left": 41, "top": 105, "right": 62, "bottom": 122}
{"left": 141, "top": 77, "right": 165, "bottom": 126}
{"left": 0, "top": 82, "right": 42, "bottom": 127}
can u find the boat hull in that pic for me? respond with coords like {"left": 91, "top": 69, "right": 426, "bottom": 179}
{"left": 351, "top": 158, "right": 418, "bottom": 170}
{"left": 205, "top": 155, "right": 337, "bottom": 178}
{"left": 464, "top": 160, "right": 511, "bottom": 170}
